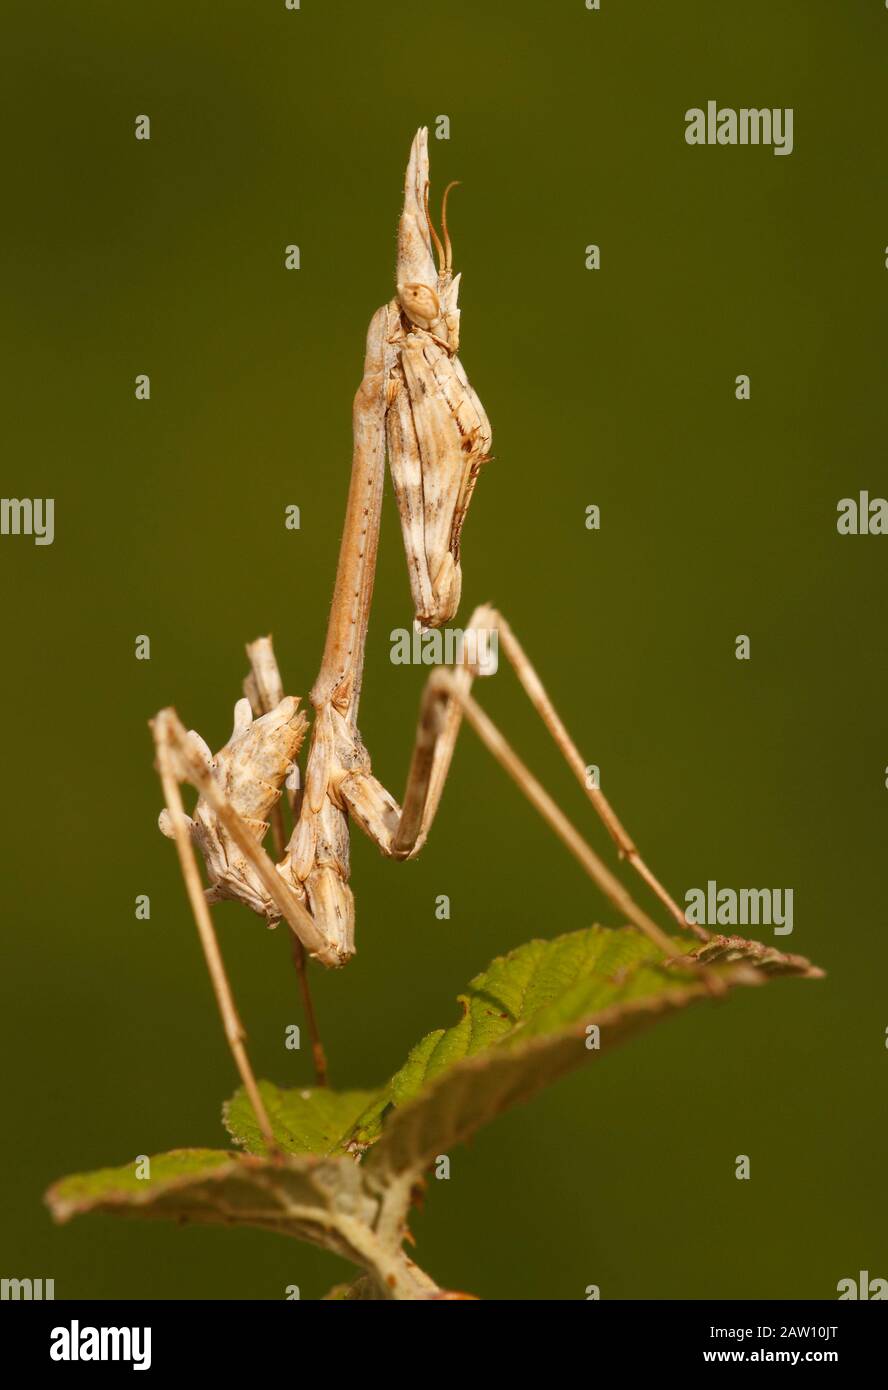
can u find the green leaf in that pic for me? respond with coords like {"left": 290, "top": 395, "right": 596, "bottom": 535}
{"left": 45, "top": 1148, "right": 374, "bottom": 1245}
{"left": 47, "top": 925, "right": 820, "bottom": 1294}
{"left": 221, "top": 926, "right": 821, "bottom": 1186}
{"left": 223, "top": 1083, "right": 377, "bottom": 1157}
{"left": 353, "top": 926, "right": 821, "bottom": 1181}
{"left": 45, "top": 1147, "right": 437, "bottom": 1299}
{"left": 47, "top": 1149, "right": 234, "bottom": 1219}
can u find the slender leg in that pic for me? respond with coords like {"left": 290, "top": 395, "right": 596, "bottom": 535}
{"left": 151, "top": 710, "right": 277, "bottom": 1151}
{"left": 432, "top": 675, "right": 723, "bottom": 989}
{"left": 336, "top": 608, "right": 705, "bottom": 945}
{"left": 341, "top": 670, "right": 679, "bottom": 960}
{"left": 429, "top": 673, "right": 680, "bottom": 960}
{"left": 338, "top": 605, "right": 707, "bottom": 947}
{"left": 489, "top": 613, "right": 704, "bottom": 940}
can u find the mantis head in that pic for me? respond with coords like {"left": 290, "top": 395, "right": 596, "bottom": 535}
{"left": 397, "top": 126, "right": 461, "bottom": 352}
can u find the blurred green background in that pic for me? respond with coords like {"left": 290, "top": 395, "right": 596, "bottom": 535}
{"left": 2, "top": 0, "right": 886, "bottom": 1300}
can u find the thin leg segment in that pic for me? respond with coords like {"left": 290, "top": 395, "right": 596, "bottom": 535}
{"left": 489, "top": 613, "right": 703, "bottom": 940}
{"left": 151, "top": 710, "right": 277, "bottom": 1150}
{"left": 336, "top": 605, "right": 708, "bottom": 953}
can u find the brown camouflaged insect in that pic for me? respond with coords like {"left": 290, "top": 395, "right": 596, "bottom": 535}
{"left": 151, "top": 129, "right": 705, "bottom": 1147}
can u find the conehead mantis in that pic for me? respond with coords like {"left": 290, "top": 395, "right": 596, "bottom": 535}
{"left": 151, "top": 128, "right": 710, "bottom": 1150}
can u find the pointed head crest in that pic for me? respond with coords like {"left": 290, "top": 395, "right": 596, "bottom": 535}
{"left": 397, "top": 128, "right": 461, "bottom": 349}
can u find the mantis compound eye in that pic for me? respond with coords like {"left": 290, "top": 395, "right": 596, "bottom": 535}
{"left": 398, "top": 281, "right": 440, "bottom": 329}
